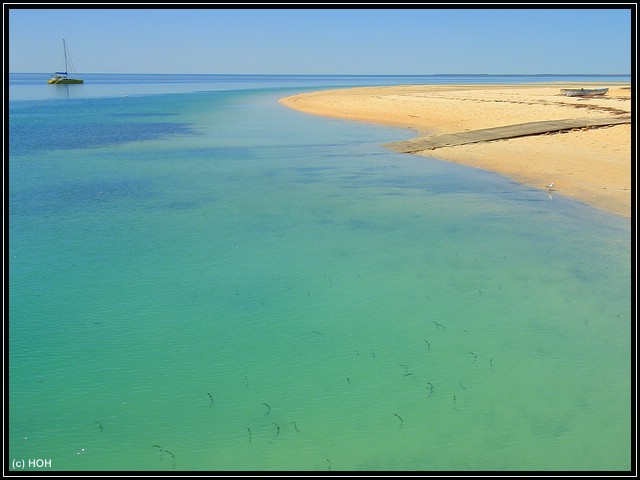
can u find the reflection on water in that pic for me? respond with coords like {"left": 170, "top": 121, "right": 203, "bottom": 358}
{"left": 52, "top": 84, "right": 74, "bottom": 98}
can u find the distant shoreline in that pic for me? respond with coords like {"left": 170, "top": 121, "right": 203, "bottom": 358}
{"left": 279, "top": 83, "right": 631, "bottom": 218}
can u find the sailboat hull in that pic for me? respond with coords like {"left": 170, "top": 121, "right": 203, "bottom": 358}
{"left": 48, "top": 76, "right": 84, "bottom": 84}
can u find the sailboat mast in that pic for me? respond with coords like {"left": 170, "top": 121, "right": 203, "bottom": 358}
{"left": 63, "top": 38, "right": 68, "bottom": 74}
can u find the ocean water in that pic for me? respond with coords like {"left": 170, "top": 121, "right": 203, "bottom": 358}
{"left": 8, "top": 74, "right": 631, "bottom": 472}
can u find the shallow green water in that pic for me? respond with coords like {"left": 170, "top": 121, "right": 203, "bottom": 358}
{"left": 9, "top": 84, "right": 631, "bottom": 472}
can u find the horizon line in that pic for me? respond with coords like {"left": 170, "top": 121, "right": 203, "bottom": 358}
{"left": 10, "top": 72, "right": 632, "bottom": 77}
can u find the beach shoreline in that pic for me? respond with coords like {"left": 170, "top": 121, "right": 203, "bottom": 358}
{"left": 279, "top": 83, "right": 631, "bottom": 218}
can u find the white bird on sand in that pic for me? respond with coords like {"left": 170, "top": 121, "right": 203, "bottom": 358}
{"left": 546, "top": 182, "right": 555, "bottom": 190}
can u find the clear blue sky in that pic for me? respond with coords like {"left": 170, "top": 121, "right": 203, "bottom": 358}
{"left": 7, "top": 6, "right": 632, "bottom": 75}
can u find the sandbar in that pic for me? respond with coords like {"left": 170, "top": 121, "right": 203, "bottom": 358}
{"left": 279, "top": 84, "right": 631, "bottom": 218}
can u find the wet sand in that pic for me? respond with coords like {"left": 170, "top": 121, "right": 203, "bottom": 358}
{"left": 279, "top": 84, "right": 631, "bottom": 218}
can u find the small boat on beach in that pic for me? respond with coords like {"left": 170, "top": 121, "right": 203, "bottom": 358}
{"left": 560, "top": 87, "right": 608, "bottom": 97}
{"left": 48, "top": 39, "right": 83, "bottom": 84}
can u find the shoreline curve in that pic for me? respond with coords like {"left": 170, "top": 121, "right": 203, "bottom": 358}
{"left": 279, "top": 83, "right": 631, "bottom": 219}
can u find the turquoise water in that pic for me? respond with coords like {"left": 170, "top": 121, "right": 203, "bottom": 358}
{"left": 8, "top": 75, "right": 631, "bottom": 472}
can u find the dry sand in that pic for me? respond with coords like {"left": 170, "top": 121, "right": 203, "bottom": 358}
{"left": 279, "top": 84, "right": 632, "bottom": 218}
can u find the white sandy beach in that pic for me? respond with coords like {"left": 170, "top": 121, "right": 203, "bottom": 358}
{"left": 280, "top": 84, "right": 631, "bottom": 218}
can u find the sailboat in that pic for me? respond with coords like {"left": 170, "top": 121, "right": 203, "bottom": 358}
{"left": 48, "top": 39, "right": 83, "bottom": 84}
